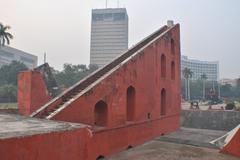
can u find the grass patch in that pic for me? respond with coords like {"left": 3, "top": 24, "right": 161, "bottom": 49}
{"left": 0, "top": 103, "right": 18, "bottom": 109}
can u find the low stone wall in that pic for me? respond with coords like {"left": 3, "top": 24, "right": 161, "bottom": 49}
{"left": 0, "top": 109, "right": 18, "bottom": 114}
{"left": 181, "top": 110, "right": 240, "bottom": 131}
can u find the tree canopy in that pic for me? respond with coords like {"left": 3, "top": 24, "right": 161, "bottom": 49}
{"left": 0, "top": 23, "right": 13, "bottom": 47}
{"left": 183, "top": 67, "right": 193, "bottom": 79}
{"left": 0, "top": 61, "right": 28, "bottom": 85}
{"left": 54, "top": 63, "right": 98, "bottom": 88}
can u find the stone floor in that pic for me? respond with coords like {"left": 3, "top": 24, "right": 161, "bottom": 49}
{"left": 109, "top": 141, "right": 238, "bottom": 160}
{"left": 0, "top": 113, "right": 87, "bottom": 139}
{"left": 109, "top": 127, "right": 237, "bottom": 160}
{"left": 158, "top": 127, "right": 227, "bottom": 148}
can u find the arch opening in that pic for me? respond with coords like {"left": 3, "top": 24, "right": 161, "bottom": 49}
{"left": 161, "top": 88, "right": 166, "bottom": 116}
{"left": 96, "top": 155, "right": 105, "bottom": 160}
{"left": 127, "top": 145, "right": 133, "bottom": 150}
{"left": 147, "top": 113, "right": 151, "bottom": 119}
{"left": 171, "top": 38, "right": 175, "bottom": 55}
{"left": 126, "top": 86, "right": 136, "bottom": 121}
{"left": 161, "top": 54, "right": 166, "bottom": 78}
{"left": 94, "top": 100, "right": 108, "bottom": 126}
{"left": 171, "top": 61, "right": 175, "bottom": 80}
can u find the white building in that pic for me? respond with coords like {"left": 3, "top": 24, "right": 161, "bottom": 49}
{"left": 220, "top": 78, "right": 237, "bottom": 87}
{"left": 0, "top": 46, "right": 38, "bottom": 69}
{"left": 90, "top": 8, "right": 128, "bottom": 67}
{"left": 181, "top": 55, "right": 219, "bottom": 81}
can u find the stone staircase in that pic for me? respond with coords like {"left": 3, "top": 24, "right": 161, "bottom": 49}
{"left": 31, "top": 25, "right": 170, "bottom": 119}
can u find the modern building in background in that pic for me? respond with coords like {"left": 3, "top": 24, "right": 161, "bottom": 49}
{"left": 0, "top": 46, "right": 38, "bottom": 69}
{"left": 90, "top": 8, "right": 128, "bottom": 67}
{"left": 181, "top": 55, "right": 219, "bottom": 81}
{"left": 220, "top": 78, "right": 238, "bottom": 87}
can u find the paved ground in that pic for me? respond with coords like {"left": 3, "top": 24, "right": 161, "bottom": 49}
{"left": 109, "top": 141, "right": 238, "bottom": 160}
{"left": 0, "top": 113, "right": 88, "bottom": 139}
{"left": 109, "top": 128, "right": 236, "bottom": 160}
{"left": 159, "top": 127, "right": 227, "bottom": 148}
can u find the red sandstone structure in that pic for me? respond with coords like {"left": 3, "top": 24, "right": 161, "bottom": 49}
{"left": 18, "top": 63, "right": 58, "bottom": 116}
{"left": 221, "top": 126, "right": 240, "bottom": 157}
{"left": 2, "top": 23, "right": 181, "bottom": 160}
{"left": 18, "top": 70, "right": 51, "bottom": 115}
{"left": 212, "top": 124, "right": 240, "bottom": 158}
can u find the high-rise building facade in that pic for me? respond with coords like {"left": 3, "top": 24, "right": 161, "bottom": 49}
{"left": 181, "top": 55, "right": 219, "bottom": 81}
{"left": 0, "top": 46, "right": 38, "bottom": 69}
{"left": 90, "top": 8, "right": 128, "bottom": 67}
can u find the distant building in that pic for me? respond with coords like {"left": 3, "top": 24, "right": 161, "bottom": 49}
{"left": 220, "top": 78, "right": 237, "bottom": 87}
{"left": 90, "top": 8, "right": 128, "bottom": 67}
{"left": 0, "top": 46, "right": 38, "bottom": 69}
{"left": 181, "top": 55, "right": 219, "bottom": 81}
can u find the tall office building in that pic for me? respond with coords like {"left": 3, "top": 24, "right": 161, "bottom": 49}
{"left": 0, "top": 46, "right": 38, "bottom": 69}
{"left": 90, "top": 8, "right": 128, "bottom": 67}
{"left": 181, "top": 55, "right": 219, "bottom": 81}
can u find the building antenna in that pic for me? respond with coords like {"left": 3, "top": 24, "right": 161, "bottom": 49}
{"left": 44, "top": 52, "right": 46, "bottom": 64}
{"left": 106, "top": 0, "right": 108, "bottom": 8}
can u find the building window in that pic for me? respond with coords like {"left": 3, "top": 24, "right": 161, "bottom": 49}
{"left": 161, "top": 88, "right": 166, "bottom": 116}
{"left": 94, "top": 100, "right": 108, "bottom": 126}
{"left": 171, "top": 38, "right": 175, "bottom": 55}
{"left": 127, "top": 86, "right": 135, "bottom": 121}
{"left": 92, "top": 13, "right": 104, "bottom": 21}
{"left": 20, "top": 56, "right": 34, "bottom": 64}
{"left": 161, "top": 54, "right": 166, "bottom": 78}
{"left": 113, "top": 13, "right": 126, "bottom": 21}
{"left": 171, "top": 61, "right": 175, "bottom": 80}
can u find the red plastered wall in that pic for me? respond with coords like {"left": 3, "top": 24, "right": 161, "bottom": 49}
{"left": 52, "top": 25, "right": 181, "bottom": 127}
{"left": 18, "top": 71, "right": 52, "bottom": 116}
{"left": 12, "top": 25, "right": 181, "bottom": 160}
{"left": 221, "top": 128, "right": 240, "bottom": 157}
{"left": 0, "top": 128, "right": 90, "bottom": 160}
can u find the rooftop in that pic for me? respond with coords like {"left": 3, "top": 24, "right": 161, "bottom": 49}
{"left": 0, "top": 46, "right": 37, "bottom": 59}
{"left": 0, "top": 113, "right": 88, "bottom": 139}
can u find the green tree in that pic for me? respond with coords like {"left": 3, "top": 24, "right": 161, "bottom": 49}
{"left": 183, "top": 68, "right": 193, "bottom": 100}
{"left": 200, "top": 73, "right": 207, "bottom": 100}
{"left": 54, "top": 63, "right": 98, "bottom": 88}
{"left": 0, "top": 23, "right": 13, "bottom": 47}
{"left": 0, "top": 61, "right": 28, "bottom": 85}
{"left": 89, "top": 64, "right": 99, "bottom": 72}
{"left": 0, "top": 84, "right": 17, "bottom": 102}
{"left": 220, "top": 84, "right": 233, "bottom": 98}
{"left": 190, "top": 80, "right": 203, "bottom": 100}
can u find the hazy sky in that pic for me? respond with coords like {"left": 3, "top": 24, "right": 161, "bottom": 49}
{"left": 0, "top": 0, "right": 240, "bottom": 78}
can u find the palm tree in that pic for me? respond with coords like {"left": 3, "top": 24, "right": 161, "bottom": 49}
{"left": 183, "top": 68, "right": 193, "bottom": 101}
{"left": 200, "top": 73, "right": 207, "bottom": 100}
{"left": 0, "top": 23, "right": 13, "bottom": 47}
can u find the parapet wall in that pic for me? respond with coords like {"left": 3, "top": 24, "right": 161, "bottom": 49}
{"left": 181, "top": 110, "right": 240, "bottom": 131}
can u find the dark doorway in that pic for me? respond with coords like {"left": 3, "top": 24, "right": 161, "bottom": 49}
{"left": 161, "top": 54, "right": 166, "bottom": 78}
{"left": 127, "top": 86, "right": 136, "bottom": 121}
{"left": 161, "top": 88, "right": 166, "bottom": 115}
{"left": 171, "top": 61, "right": 175, "bottom": 80}
{"left": 94, "top": 100, "right": 108, "bottom": 126}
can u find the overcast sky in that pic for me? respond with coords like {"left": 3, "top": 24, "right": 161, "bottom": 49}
{"left": 0, "top": 0, "right": 239, "bottom": 78}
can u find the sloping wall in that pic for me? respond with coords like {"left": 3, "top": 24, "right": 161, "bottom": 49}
{"left": 52, "top": 25, "right": 181, "bottom": 128}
